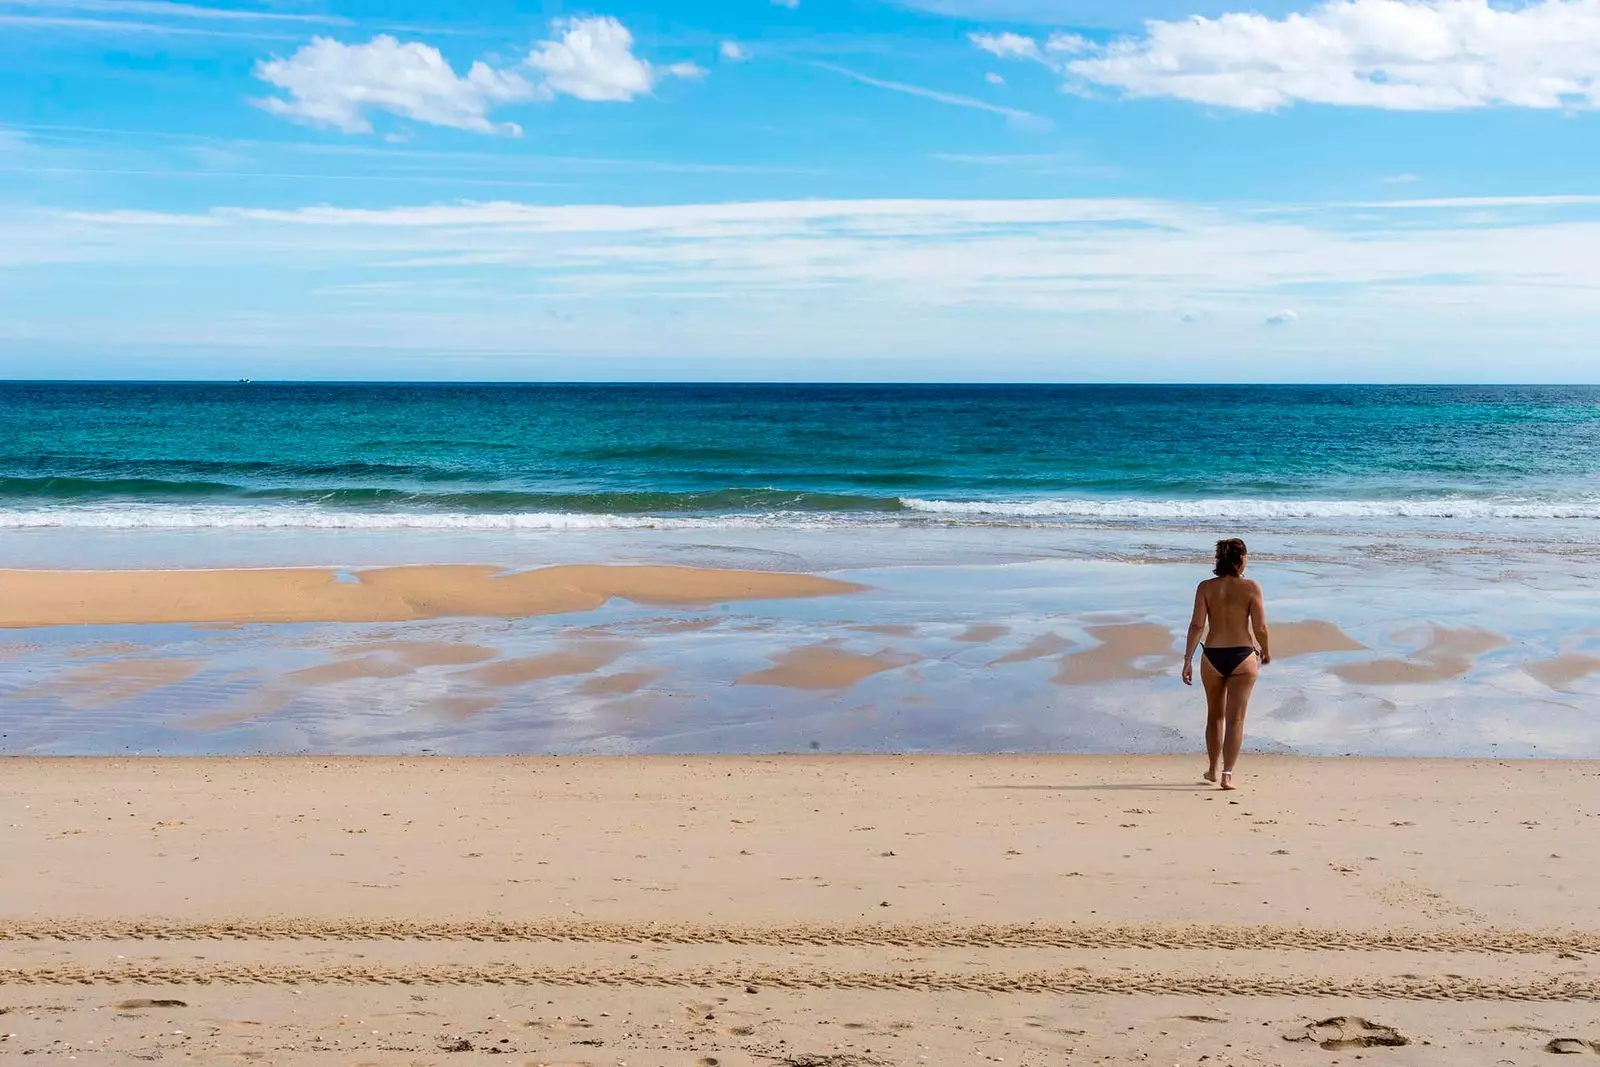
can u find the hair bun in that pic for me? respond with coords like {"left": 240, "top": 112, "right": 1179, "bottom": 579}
{"left": 1214, "top": 538, "right": 1248, "bottom": 577}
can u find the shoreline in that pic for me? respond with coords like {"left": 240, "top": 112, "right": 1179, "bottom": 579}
{"left": 6, "top": 550, "right": 1600, "bottom": 758}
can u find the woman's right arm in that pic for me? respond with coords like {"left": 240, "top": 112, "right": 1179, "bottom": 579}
{"left": 1249, "top": 580, "right": 1271, "bottom": 665}
{"left": 1182, "top": 583, "right": 1206, "bottom": 685}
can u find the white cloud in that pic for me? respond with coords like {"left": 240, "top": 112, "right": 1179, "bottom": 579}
{"left": 720, "top": 40, "right": 748, "bottom": 62}
{"left": 1044, "top": 31, "right": 1093, "bottom": 54}
{"left": 986, "top": 71, "right": 1005, "bottom": 84}
{"left": 255, "top": 36, "right": 539, "bottom": 135}
{"left": 1265, "top": 309, "right": 1299, "bottom": 325}
{"left": 970, "top": 31, "right": 1040, "bottom": 60}
{"left": 975, "top": 0, "right": 1600, "bottom": 111}
{"left": 526, "top": 16, "right": 701, "bottom": 102}
{"left": 256, "top": 17, "right": 703, "bottom": 135}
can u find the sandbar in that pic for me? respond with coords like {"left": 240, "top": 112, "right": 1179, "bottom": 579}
{"left": 0, "top": 564, "right": 865, "bottom": 628}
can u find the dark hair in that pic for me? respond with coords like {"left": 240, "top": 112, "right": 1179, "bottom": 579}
{"left": 1214, "top": 538, "right": 1248, "bottom": 577}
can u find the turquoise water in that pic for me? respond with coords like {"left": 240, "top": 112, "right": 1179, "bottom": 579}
{"left": 6, "top": 382, "right": 1600, "bottom": 528}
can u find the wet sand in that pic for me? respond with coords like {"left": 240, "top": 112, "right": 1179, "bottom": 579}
{"left": 2, "top": 756, "right": 1598, "bottom": 1065}
{"left": 0, "top": 564, "right": 864, "bottom": 628}
{"left": 737, "top": 644, "right": 918, "bottom": 690}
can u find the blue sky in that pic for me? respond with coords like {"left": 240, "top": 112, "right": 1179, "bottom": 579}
{"left": 2, "top": 0, "right": 1599, "bottom": 381}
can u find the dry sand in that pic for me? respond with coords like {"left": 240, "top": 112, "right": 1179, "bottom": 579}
{"left": 0, "top": 564, "right": 864, "bottom": 628}
{"left": 4, "top": 755, "right": 1600, "bottom": 1065}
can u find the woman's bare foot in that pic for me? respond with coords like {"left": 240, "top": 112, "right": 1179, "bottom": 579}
{"left": 1219, "top": 770, "right": 1237, "bottom": 791}
{"left": 1202, "top": 768, "right": 1218, "bottom": 783}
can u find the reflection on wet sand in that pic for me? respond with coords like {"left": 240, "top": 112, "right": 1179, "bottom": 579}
{"left": 185, "top": 687, "right": 295, "bottom": 731}
{"left": 427, "top": 695, "right": 501, "bottom": 722}
{"left": 339, "top": 641, "right": 498, "bottom": 668}
{"left": 285, "top": 655, "right": 413, "bottom": 686}
{"left": 1331, "top": 626, "right": 1507, "bottom": 685}
{"left": 990, "top": 632, "right": 1073, "bottom": 666}
{"left": 955, "top": 624, "right": 1010, "bottom": 644}
{"left": 1526, "top": 652, "right": 1600, "bottom": 692}
{"left": 11, "top": 659, "right": 200, "bottom": 709}
{"left": 640, "top": 618, "right": 723, "bottom": 634}
{"left": 577, "top": 669, "right": 669, "bottom": 696}
{"left": 737, "top": 644, "right": 917, "bottom": 691}
{"left": 460, "top": 641, "right": 636, "bottom": 687}
{"left": 66, "top": 642, "right": 148, "bottom": 659}
{"left": 1053, "top": 624, "right": 1175, "bottom": 686}
{"left": 850, "top": 624, "right": 919, "bottom": 637}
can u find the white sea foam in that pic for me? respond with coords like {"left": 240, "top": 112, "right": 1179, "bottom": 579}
{"left": 0, "top": 506, "right": 838, "bottom": 531}
{"left": 899, "top": 497, "right": 1600, "bottom": 520}
{"left": 2, "top": 497, "right": 1600, "bottom": 530}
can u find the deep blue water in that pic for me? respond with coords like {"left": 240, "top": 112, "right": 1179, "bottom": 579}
{"left": 4, "top": 382, "right": 1600, "bottom": 528}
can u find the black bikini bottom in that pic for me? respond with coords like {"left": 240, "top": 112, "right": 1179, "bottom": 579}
{"left": 1202, "top": 646, "right": 1257, "bottom": 678}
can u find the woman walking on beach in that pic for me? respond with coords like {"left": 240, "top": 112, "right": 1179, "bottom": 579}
{"left": 1182, "top": 538, "right": 1270, "bottom": 791}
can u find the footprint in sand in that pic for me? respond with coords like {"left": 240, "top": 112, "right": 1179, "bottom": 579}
{"left": 524, "top": 1018, "right": 594, "bottom": 1032}
{"left": 1547, "top": 1038, "right": 1600, "bottom": 1055}
{"left": 1284, "top": 1016, "right": 1410, "bottom": 1051}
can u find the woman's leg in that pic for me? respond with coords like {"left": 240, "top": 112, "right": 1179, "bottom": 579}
{"left": 1219, "top": 662, "right": 1260, "bottom": 788}
{"left": 1200, "top": 657, "right": 1227, "bottom": 782}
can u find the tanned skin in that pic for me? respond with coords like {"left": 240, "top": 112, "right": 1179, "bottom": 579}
{"left": 1182, "top": 558, "right": 1270, "bottom": 790}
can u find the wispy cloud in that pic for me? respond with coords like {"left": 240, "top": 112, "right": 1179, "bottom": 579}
{"left": 0, "top": 12, "right": 300, "bottom": 35}
{"left": 813, "top": 62, "right": 1044, "bottom": 125}
{"left": 12, "top": 194, "right": 1600, "bottom": 369}
{"left": 930, "top": 151, "right": 1119, "bottom": 177}
{"left": 0, "top": 0, "right": 346, "bottom": 21}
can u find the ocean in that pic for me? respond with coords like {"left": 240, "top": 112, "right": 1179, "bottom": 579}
{"left": 6, "top": 382, "right": 1600, "bottom": 530}
{"left": 4, "top": 382, "right": 1600, "bottom": 758}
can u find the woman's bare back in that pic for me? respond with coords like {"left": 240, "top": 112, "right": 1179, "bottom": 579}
{"left": 1197, "top": 575, "right": 1266, "bottom": 649}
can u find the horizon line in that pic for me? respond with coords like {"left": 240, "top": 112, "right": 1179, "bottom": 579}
{"left": 3, "top": 379, "right": 1599, "bottom": 388}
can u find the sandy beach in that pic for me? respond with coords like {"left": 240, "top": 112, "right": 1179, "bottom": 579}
{"left": 4, "top": 755, "right": 1599, "bottom": 1064}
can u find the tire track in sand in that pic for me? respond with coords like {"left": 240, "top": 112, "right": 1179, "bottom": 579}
{"left": 2, "top": 919, "right": 1597, "bottom": 956}
{"left": 1, "top": 963, "right": 1597, "bottom": 1000}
